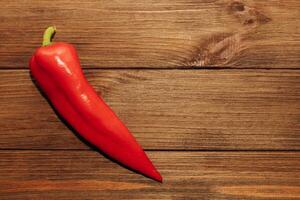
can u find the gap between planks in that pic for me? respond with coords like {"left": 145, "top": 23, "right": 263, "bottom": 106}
{"left": 0, "top": 149, "right": 300, "bottom": 152}
{"left": 0, "top": 67, "right": 300, "bottom": 70}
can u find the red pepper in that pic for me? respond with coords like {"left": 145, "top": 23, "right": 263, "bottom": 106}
{"left": 29, "top": 27, "right": 162, "bottom": 182}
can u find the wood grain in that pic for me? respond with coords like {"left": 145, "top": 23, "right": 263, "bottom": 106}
{"left": 0, "top": 69, "right": 299, "bottom": 150}
{"left": 1, "top": 0, "right": 299, "bottom": 199}
{"left": 0, "top": 150, "right": 299, "bottom": 199}
{"left": 1, "top": 0, "right": 299, "bottom": 69}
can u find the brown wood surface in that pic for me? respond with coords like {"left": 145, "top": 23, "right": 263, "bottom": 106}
{"left": 0, "top": 0, "right": 299, "bottom": 69}
{"left": 1, "top": 0, "right": 300, "bottom": 199}
{"left": 0, "top": 69, "right": 299, "bottom": 150}
{"left": 0, "top": 151, "right": 299, "bottom": 200}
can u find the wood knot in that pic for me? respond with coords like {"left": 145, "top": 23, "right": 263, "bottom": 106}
{"left": 186, "top": 33, "right": 245, "bottom": 67}
{"left": 228, "top": 1, "right": 271, "bottom": 26}
{"left": 229, "top": 1, "right": 245, "bottom": 12}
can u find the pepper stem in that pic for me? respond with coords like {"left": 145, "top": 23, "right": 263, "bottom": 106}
{"left": 42, "top": 26, "right": 56, "bottom": 46}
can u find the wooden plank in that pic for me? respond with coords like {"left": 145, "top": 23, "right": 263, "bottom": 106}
{"left": 0, "top": 70, "right": 299, "bottom": 150}
{"left": 0, "top": 0, "right": 299, "bottom": 69}
{"left": 0, "top": 150, "right": 299, "bottom": 199}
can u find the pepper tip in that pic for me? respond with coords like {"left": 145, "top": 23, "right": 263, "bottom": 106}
{"left": 151, "top": 169, "right": 163, "bottom": 183}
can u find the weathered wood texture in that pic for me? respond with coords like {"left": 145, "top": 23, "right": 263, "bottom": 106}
{"left": 0, "top": 151, "right": 299, "bottom": 200}
{"left": 0, "top": 70, "right": 299, "bottom": 150}
{"left": 1, "top": 0, "right": 300, "bottom": 199}
{"left": 1, "top": 0, "right": 299, "bottom": 69}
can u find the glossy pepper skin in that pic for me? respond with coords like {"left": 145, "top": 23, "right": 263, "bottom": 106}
{"left": 29, "top": 27, "right": 162, "bottom": 182}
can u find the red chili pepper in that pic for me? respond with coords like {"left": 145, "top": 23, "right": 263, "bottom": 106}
{"left": 29, "top": 27, "right": 162, "bottom": 182}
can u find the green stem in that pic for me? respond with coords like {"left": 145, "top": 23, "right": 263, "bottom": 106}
{"left": 42, "top": 26, "right": 56, "bottom": 46}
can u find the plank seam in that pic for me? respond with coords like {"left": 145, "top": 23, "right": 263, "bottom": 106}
{"left": 0, "top": 67, "right": 300, "bottom": 71}
{"left": 0, "top": 149, "right": 300, "bottom": 152}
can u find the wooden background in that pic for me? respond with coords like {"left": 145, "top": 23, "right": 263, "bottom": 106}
{"left": 0, "top": 0, "right": 300, "bottom": 199}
